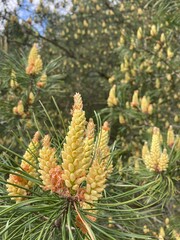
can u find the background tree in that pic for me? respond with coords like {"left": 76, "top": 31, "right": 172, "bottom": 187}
{"left": 104, "top": 0, "right": 180, "bottom": 155}
{"left": 0, "top": 0, "right": 125, "bottom": 147}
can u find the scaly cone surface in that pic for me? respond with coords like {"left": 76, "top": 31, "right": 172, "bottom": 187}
{"left": 6, "top": 132, "right": 40, "bottom": 202}
{"left": 61, "top": 93, "right": 86, "bottom": 192}
{"left": 142, "top": 127, "right": 169, "bottom": 172}
{"left": 38, "top": 135, "right": 58, "bottom": 191}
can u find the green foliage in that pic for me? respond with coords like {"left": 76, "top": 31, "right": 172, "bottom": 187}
{"left": 103, "top": 0, "right": 180, "bottom": 154}
{"left": 0, "top": 48, "right": 67, "bottom": 149}
{"left": 0, "top": 98, "right": 161, "bottom": 240}
{"left": 0, "top": 0, "right": 179, "bottom": 239}
{"left": 146, "top": 0, "right": 180, "bottom": 26}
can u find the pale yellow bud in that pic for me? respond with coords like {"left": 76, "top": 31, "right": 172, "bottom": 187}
{"left": 10, "top": 79, "right": 16, "bottom": 89}
{"left": 154, "top": 43, "right": 161, "bottom": 51}
{"left": 137, "top": 8, "right": 143, "bottom": 15}
{"left": 119, "top": 114, "right": 126, "bottom": 124}
{"left": 158, "top": 49, "right": 163, "bottom": 58}
{"left": 158, "top": 236, "right": 164, "bottom": 240}
{"left": 174, "top": 115, "right": 179, "bottom": 122}
{"left": 131, "top": 90, "right": 139, "bottom": 107}
{"left": 172, "top": 229, "right": 180, "bottom": 240}
{"left": 119, "top": 3, "right": 125, "bottom": 12}
{"left": 166, "top": 73, "right": 172, "bottom": 81}
{"left": 84, "top": 158, "right": 107, "bottom": 204}
{"left": 167, "top": 125, "right": 175, "bottom": 147}
{"left": 126, "top": 102, "right": 130, "bottom": 108}
{"left": 158, "top": 149, "right": 169, "bottom": 172}
{"left": 83, "top": 118, "right": 95, "bottom": 170}
{"left": 108, "top": 75, "right": 115, "bottom": 84}
{"left": 150, "top": 25, "right": 157, "bottom": 36}
{"left": 137, "top": 27, "right": 143, "bottom": 40}
{"left": 155, "top": 78, "right": 160, "bottom": 88}
{"left": 159, "top": 227, "right": 165, "bottom": 238}
{"left": 148, "top": 104, "right": 153, "bottom": 115}
{"left": 72, "top": 92, "right": 83, "bottom": 112}
{"left": 143, "top": 127, "right": 169, "bottom": 172}
{"left": 96, "top": 4, "right": 101, "bottom": 11}
{"left": 160, "top": 33, "right": 166, "bottom": 43}
{"left": 131, "top": 5, "right": 135, "bottom": 11}
{"left": 6, "top": 132, "right": 40, "bottom": 202}
{"left": 167, "top": 47, "right": 174, "bottom": 59}
{"left": 143, "top": 225, "right": 150, "bottom": 234}
{"left": 107, "top": 85, "right": 118, "bottom": 107}
{"left": 142, "top": 142, "right": 149, "bottom": 159}
{"left": 131, "top": 68, "right": 136, "bottom": 77}
{"left": 38, "top": 135, "right": 59, "bottom": 191}
{"left": 26, "top": 43, "right": 43, "bottom": 75}
{"left": 133, "top": 53, "right": 137, "bottom": 59}
{"left": 157, "top": 61, "right": 162, "bottom": 68}
{"left": 25, "top": 119, "right": 33, "bottom": 129}
{"left": 10, "top": 70, "right": 19, "bottom": 89}
{"left": 34, "top": 55, "right": 43, "bottom": 74}
{"left": 141, "top": 96, "right": 149, "bottom": 113}
{"left": 6, "top": 174, "right": 28, "bottom": 203}
{"left": 165, "top": 121, "right": 170, "bottom": 128}
{"left": 125, "top": 72, "right": 130, "bottom": 82}
{"left": 130, "top": 37, "right": 135, "bottom": 50}
{"left": 120, "top": 63, "right": 125, "bottom": 72}
{"left": 21, "top": 132, "right": 40, "bottom": 188}
{"left": 96, "top": 122, "right": 113, "bottom": 177}
{"left": 165, "top": 218, "right": 169, "bottom": 225}
{"left": 29, "top": 92, "right": 35, "bottom": 104}
{"left": 13, "top": 106, "right": 18, "bottom": 115}
{"left": 118, "top": 159, "right": 123, "bottom": 175}
{"left": 119, "top": 36, "right": 125, "bottom": 45}
{"left": 152, "top": 232, "right": 158, "bottom": 238}
{"left": 28, "top": 43, "right": 38, "bottom": 66}
{"left": 83, "top": 19, "right": 88, "bottom": 27}
{"left": 151, "top": 127, "right": 161, "bottom": 160}
{"left": 158, "top": 98, "right": 163, "bottom": 104}
{"left": 17, "top": 100, "right": 24, "bottom": 116}
{"left": 108, "top": 217, "right": 114, "bottom": 228}
{"left": 134, "top": 159, "right": 139, "bottom": 173}
{"left": 37, "top": 73, "right": 47, "bottom": 88}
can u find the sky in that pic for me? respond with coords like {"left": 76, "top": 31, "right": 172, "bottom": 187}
{"left": 17, "top": 0, "right": 47, "bottom": 34}
{"left": 0, "top": 0, "right": 18, "bottom": 33}
{"left": 0, "top": 0, "right": 72, "bottom": 34}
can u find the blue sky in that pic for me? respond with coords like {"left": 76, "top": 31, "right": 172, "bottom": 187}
{"left": 16, "top": 0, "right": 72, "bottom": 35}
{"left": 0, "top": 0, "right": 72, "bottom": 34}
{"left": 17, "top": 0, "right": 46, "bottom": 35}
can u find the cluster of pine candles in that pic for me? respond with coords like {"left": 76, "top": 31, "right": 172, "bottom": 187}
{"left": 12, "top": 43, "right": 47, "bottom": 119}
{"left": 3, "top": 92, "right": 179, "bottom": 239}
{"left": 6, "top": 93, "right": 113, "bottom": 233}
